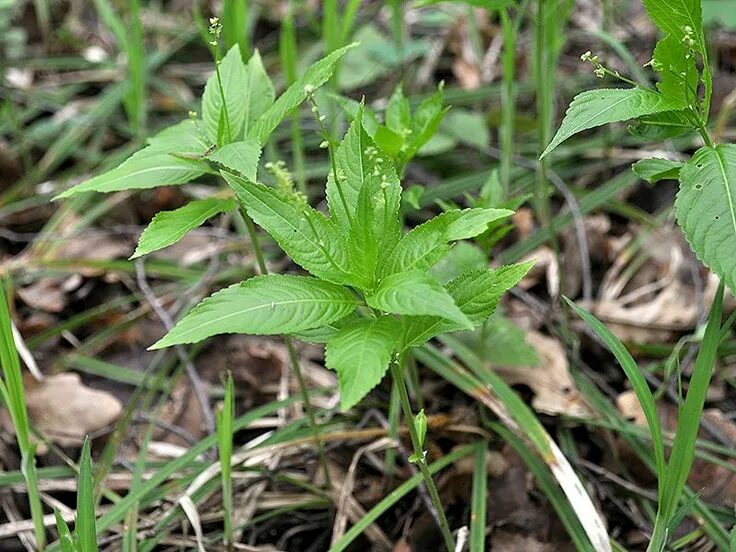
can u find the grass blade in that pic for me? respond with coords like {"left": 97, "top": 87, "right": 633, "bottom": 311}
{"left": 470, "top": 441, "right": 487, "bottom": 552}
{"left": 565, "top": 298, "right": 666, "bottom": 484}
{"left": 0, "top": 282, "right": 46, "bottom": 550}
{"left": 651, "top": 282, "right": 726, "bottom": 550}
{"left": 216, "top": 372, "right": 235, "bottom": 550}
{"left": 76, "top": 437, "right": 98, "bottom": 552}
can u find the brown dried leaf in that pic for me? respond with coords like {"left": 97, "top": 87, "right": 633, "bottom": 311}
{"left": 495, "top": 331, "right": 592, "bottom": 417}
{"left": 24, "top": 372, "right": 123, "bottom": 447}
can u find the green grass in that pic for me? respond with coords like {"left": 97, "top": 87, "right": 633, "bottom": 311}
{"left": 0, "top": 281, "right": 46, "bottom": 550}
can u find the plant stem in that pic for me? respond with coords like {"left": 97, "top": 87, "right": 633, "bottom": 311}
{"left": 240, "top": 207, "right": 332, "bottom": 489}
{"left": 390, "top": 354, "right": 455, "bottom": 552}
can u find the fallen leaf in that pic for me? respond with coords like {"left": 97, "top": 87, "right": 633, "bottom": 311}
{"left": 23, "top": 372, "right": 123, "bottom": 447}
{"left": 494, "top": 331, "right": 593, "bottom": 417}
{"left": 595, "top": 226, "right": 717, "bottom": 343}
{"left": 17, "top": 277, "right": 67, "bottom": 313}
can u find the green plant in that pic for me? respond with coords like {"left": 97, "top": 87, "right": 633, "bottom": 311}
{"left": 52, "top": 437, "right": 98, "bottom": 552}
{"left": 216, "top": 372, "right": 235, "bottom": 551}
{"left": 0, "top": 281, "right": 46, "bottom": 550}
{"left": 58, "top": 35, "right": 531, "bottom": 549}
{"left": 544, "top": 1, "right": 735, "bottom": 549}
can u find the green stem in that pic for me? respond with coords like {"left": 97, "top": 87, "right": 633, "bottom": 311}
{"left": 241, "top": 208, "right": 332, "bottom": 489}
{"left": 391, "top": 354, "right": 455, "bottom": 552}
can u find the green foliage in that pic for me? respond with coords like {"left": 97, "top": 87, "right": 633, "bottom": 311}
{"left": 545, "top": 1, "right": 736, "bottom": 549}
{"left": 632, "top": 158, "right": 684, "bottom": 183}
{"left": 366, "top": 270, "right": 473, "bottom": 329}
{"left": 57, "top": 40, "right": 527, "bottom": 420}
{"left": 541, "top": 88, "right": 676, "bottom": 158}
{"left": 132, "top": 197, "right": 237, "bottom": 259}
{"left": 335, "top": 82, "right": 449, "bottom": 176}
{"left": 208, "top": 139, "right": 262, "bottom": 180}
{"left": 0, "top": 285, "right": 46, "bottom": 550}
{"left": 216, "top": 372, "right": 235, "bottom": 549}
{"left": 675, "top": 145, "right": 736, "bottom": 293}
{"left": 151, "top": 275, "right": 359, "bottom": 348}
{"left": 76, "top": 438, "right": 98, "bottom": 552}
{"left": 202, "top": 44, "right": 248, "bottom": 145}
{"left": 325, "top": 317, "right": 400, "bottom": 410}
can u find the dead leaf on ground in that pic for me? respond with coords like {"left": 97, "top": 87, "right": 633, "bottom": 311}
{"left": 594, "top": 226, "right": 719, "bottom": 343}
{"left": 494, "top": 331, "right": 593, "bottom": 417}
{"left": 17, "top": 275, "right": 78, "bottom": 313}
{"left": 20, "top": 372, "right": 122, "bottom": 447}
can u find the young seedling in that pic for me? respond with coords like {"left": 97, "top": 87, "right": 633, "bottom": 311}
{"left": 543, "top": 1, "right": 733, "bottom": 549}
{"left": 58, "top": 35, "right": 530, "bottom": 549}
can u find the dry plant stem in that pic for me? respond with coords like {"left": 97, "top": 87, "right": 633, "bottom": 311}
{"left": 134, "top": 261, "right": 216, "bottom": 435}
{"left": 241, "top": 207, "right": 333, "bottom": 490}
{"left": 390, "top": 354, "right": 455, "bottom": 552}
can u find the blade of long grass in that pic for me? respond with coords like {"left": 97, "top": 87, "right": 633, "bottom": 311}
{"left": 573, "top": 366, "right": 730, "bottom": 549}
{"left": 216, "top": 372, "right": 235, "bottom": 550}
{"left": 45, "top": 396, "right": 299, "bottom": 552}
{"left": 469, "top": 441, "right": 487, "bottom": 552}
{"left": 280, "top": 4, "right": 307, "bottom": 195}
{"left": 54, "top": 510, "right": 76, "bottom": 552}
{"left": 0, "top": 282, "right": 46, "bottom": 550}
{"left": 76, "top": 437, "right": 98, "bottom": 552}
{"left": 223, "top": 0, "right": 249, "bottom": 57}
{"left": 565, "top": 298, "right": 665, "bottom": 484}
{"left": 419, "top": 340, "right": 610, "bottom": 552}
{"left": 651, "top": 282, "right": 726, "bottom": 551}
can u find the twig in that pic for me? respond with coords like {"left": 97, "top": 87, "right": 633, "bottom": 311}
{"left": 135, "top": 260, "right": 216, "bottom": 435}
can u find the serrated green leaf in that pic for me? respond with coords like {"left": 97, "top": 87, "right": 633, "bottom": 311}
{"left": 326, "top": 111, "right": 402, "bottom": 288}
{"left": 431, "top": 242, "right": 488, "bottom": 284}
{"left": 628, "top": 110, "right": 692, "bottom": 141}
{"left": 402, "top": 262, "right": 533, "bottom": 348}
{"left": 541, "top": 88, "right": 675, "bottom": 159}
{"left": 643, "top": 0, "right": 703, "bottom": 49}
{"left": 289, "top": 313, "right": 361, "bottom": 344}
{"left": 132, "top": 197, "right": 237, "bottom": 259}
{"left": 632, "top": 158, "right": 684, "bottom": 183}
{"left": 380, "top": 208, "right": 512, "bottom": 277}
{"left": 223, "top": 172, "right": 356, "bottom": 286}
{"left": 202, "top": 44, "right": 248, "bottom": 145}
{"left": 652, "top": 35, "right": 698, "bottom": 107}
{"left": 385, "top": 85, "right": 411, "bottom": 133}
{"left": 207, "top": 139, "right": 261, "bottom": 181}
{"left": 151, "top": 275, "right": 358, "bottom": 349}
{"left": 325, "top": 316, "right": 400, "bottom": 410}
{"left": 249, "top": 43, "right": 358, "bottom": 145}
{"left": 675, "top": 144, "right": 736, "bottom": 293}
{"left": 55, "top": 121, "right": 211, "bottom": 199}
{"left": 407, "top": 85, "right": 448, "bottom": 159}
{"left": 242, "top": 50, "right": 275, "bottom": 137}
{"left": 367, "top": 271, "right": 472, "bottom": 328}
